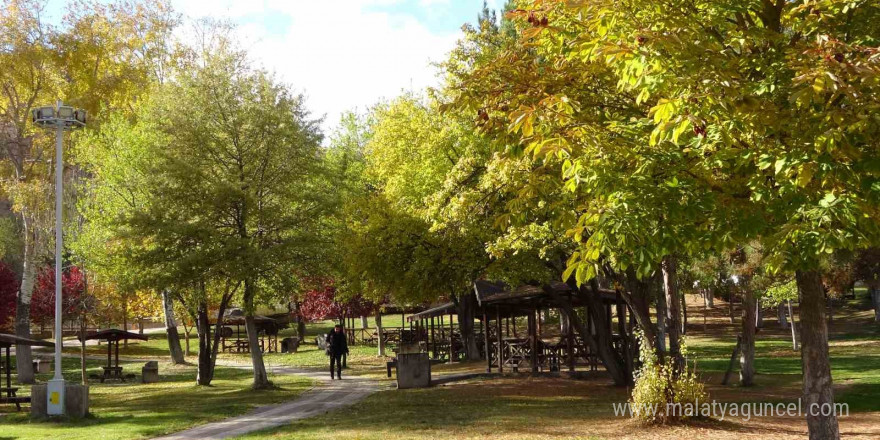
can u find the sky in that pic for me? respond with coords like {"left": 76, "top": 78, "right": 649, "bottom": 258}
{"left": 47, "top": 0, "right": 503, "bottom": 138}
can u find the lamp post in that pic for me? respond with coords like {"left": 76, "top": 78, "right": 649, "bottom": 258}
{"left": 32, "top": 101, "right": 87, "bottom": 416}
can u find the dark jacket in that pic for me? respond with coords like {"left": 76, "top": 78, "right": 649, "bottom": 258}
{"left": 327, "top": 330, "right": 349, "bottom": 355}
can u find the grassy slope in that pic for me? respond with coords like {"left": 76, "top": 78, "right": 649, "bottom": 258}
{"left": 0, "top": 356, "right": 314, "bottom": 440}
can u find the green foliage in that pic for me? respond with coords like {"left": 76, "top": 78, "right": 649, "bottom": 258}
{"left": 764, "top": 280, "right": 799, "bottom": 306}
{"left": 630, "top": 331, "right": 707, "bottom": 424}
{"left": 76, "top": 30, "right": 329, "bottom": 313}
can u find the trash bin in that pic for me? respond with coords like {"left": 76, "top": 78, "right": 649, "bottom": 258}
{"left": 280, "top": 337, "right": 300, "bottom": 354}
{"left": 396, "top": 352, "right": 430, "bottom": 389}
{"left": 142, "top": 361, "right": 159, "bottom": 383}
{"left": 33, "top": 358, "right": 50, "bottom": 374}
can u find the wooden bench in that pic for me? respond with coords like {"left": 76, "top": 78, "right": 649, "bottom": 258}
{"left": 1, "top": 387, "right": 29, "bottom": 411}
{"left": 101, "top": 366, "right": 125, "bottom": 383}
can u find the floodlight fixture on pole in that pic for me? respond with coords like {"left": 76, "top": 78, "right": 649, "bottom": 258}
{"left": 31, "top": 100, "right": 87, "bottom": 416}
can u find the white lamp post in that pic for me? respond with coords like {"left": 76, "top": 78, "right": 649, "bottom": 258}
{"left": 32, "top": 101, "right": 87, "bottom": 416}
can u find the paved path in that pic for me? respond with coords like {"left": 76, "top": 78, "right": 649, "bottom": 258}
{"left": 152, "top": 367, "right": 382, "bottom": 440}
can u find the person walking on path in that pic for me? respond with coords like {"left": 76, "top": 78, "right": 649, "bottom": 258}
{"left": 327, "top": 324, "right": 349, "bottom": 379}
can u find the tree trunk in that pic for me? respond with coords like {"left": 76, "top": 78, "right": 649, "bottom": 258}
{"left": 162, "top": 290, "right": 185, "bottom": 364}
{"left": 549, "top": 282, "right": 631, "bottom": 386}
{"left": 455, "top": 290, "right": 481, "bottom": 361}
{"left": 361, "top": 316, "right": 368, "bottom": 329}
{"left": 376, "top": 307, "right": 386, "bottom": 357}
{"left": 80, "top": 311, "right": 88, "bottom": 385}
{"left": 196, "top": 302, "right": 214, "bottom": 386}
{"left": 138, "top": 317, "right": 145, "bottom": 335}
{"left": 704, "top": 287, "right": 714, "bottom": 307}
{"left": 123, "top": 300, "right": 129, "bottom": 348}
{"left": 195, "top": 290, "right": 232, "bottom": 386}
{"left": 796, "top": 270, "right": 840, "bottom": 440}
{"left": 728, "top": 294, "right": 736, "bottom": 324}
{"left": 778, "top": 302, "right": 789, "bottom": 328}
{"left": 610, "top": 266, "right": 657, "bottom": 349}
{"left": 656, "top": 283, "right": 668, "bottom": 356}
{"left": 740, "top": 287, "right": 756, "bottom": 387}
{"left": 244, "top": 314, "right": 271, "bottom": 389}
{"left": 788, "top": 299, "right": 800, "bottom": 350}
{"left": 872, "top": 284, "right": 880, "bottom": 322}
{"left": 559, "top": 311, "right": 570, "bottom": 335}
{"left": 184, "top": 325, "right": 191, "bottom": 357}
{"left": 826, "top": 296, "right": 834, "bottom": 324}
{"left": 243, "top": 280, "right": 271, "bottom": 390}
{"left": 681, "top": 291, "right": 688, "bottom": 335}
{"left": 662, "top": 256, "right": 684, "bottom": 372}
{"left": 755, "top": 299, "right": 764, "bottom": 329}
{"left": 14, "top": 212, "right": 37, "bottom": 384}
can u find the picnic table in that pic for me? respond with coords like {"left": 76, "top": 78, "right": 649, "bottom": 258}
{"left": 80, "top": 329, "right": 148, "bottom": 383}
{"left": 0, "top": 333, "right": 55, "bottom": 411}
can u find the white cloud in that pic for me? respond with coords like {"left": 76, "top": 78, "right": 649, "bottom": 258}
{"left": 173, "top": 0, "right": 462, "bottom": 138}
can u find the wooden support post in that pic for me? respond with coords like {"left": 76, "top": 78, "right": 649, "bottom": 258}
{"left": 6, "top": 346, "right": 11, "bottom": 393}
{"left": 483, "top": 313, "right": 491, "bottom": 373}
{"left": 448, "top": 312, "right": 454, "bottom": 364}
{"left": 529, "top": 309, "right": 538, "bottom": 373}
{"left": 430, "top": 316, "right": 436, "bottom": 358}
{"left": 496, "top": 307, "right": 504, "bottom": 373}
{"left": 566, "top": 318, "right": 575, "bottom": 372}
{"left": 606, "top": 303, "right": 613, "bottom": 336}
{"left": 536, "top": 308, "right": 542, "bottom": 337}
{"left": 616, "top": 292, "right": 631, "bottom": 377}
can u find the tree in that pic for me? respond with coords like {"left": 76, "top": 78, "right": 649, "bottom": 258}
{"left": 299, "top": 279, "right": 375, "bottom": 324}
{"left": 88, "top": 27, "right": 328, "bottom": 388}
{"left": 853, "top": 248, "right": 880, "bottom": 322}
{"left": 0, "top": 261, "right": 17, "bottom": 332}
{"left": 1, "top": 0, "right": 177, "bottom": 384}
{"left": 334, "top": 96, "right": 492, "bottom": 361}
{"left": 30, "top": 265, "right": 86, "bottom": 336}
{"left": 455, "top": 1, "right": 880, "bottom": 437}
{"left": 162, "top": 289, "right": 185, "bottom": 363}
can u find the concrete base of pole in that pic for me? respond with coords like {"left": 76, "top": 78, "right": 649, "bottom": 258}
{"left": 395, "top": 353, "right": 431, "bottom": 389}
{"left": 46, "top": 378, "right": 65, "bottom": 415}
{"left": 31, "top": 383, "right": 89, "bottom": 419}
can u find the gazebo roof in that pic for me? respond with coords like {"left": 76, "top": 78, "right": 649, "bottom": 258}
{"left": 478, "top": 281, "right": 620, "bottom": 316}
{"left": 0, "top": 333, "right": 55, "bottom": 348}
{"left": 222, "top": 309, "right": 277, "bottom": 325}
{"left": 407, "top": 302, "right": 457, "bottom": 322}
{"left": 79, "top": 329, "right": 149, "bottom": 342}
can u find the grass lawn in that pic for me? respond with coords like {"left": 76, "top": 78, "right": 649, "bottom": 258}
{"left": 60, "top": 319, "right": 396, "bottom": 375}
{"left": 233, "top": 298, "right": 880, "bottom": 440}
{"left": 0, "top": 356, "right": 314, "bottom": 440}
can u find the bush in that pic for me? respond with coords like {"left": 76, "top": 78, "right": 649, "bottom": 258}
{"left": 629, "top": 331, "right": 706, "bottom": 424}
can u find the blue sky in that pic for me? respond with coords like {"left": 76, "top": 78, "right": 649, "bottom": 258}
{"left": 43, "top": 0, "right": 502, "bottom": 136}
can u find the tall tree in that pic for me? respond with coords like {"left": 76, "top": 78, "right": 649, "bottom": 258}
{"left": 473, "top": 1, "right": 880, "bottom": 437}
{"left": 98, "top": 29, "right": 327, "bottom": 388}
{"left": 1, "top": 0, "right": 177, "bottom": 383}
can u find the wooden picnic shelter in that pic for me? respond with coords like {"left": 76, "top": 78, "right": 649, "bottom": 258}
{"left": 475, "top": 281, "right": 633, "bottom": 375}
{"left": 1, "top": 333, "right": 54, "bottom": 410}
{"left": 219, "top": 310, "right": 281, "bottom": 354}
{"left": 406, "top": 302, "right": 459, "bottom": 361}
{"left": 80, "top": 329, "right": 148, "bottom": 382}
